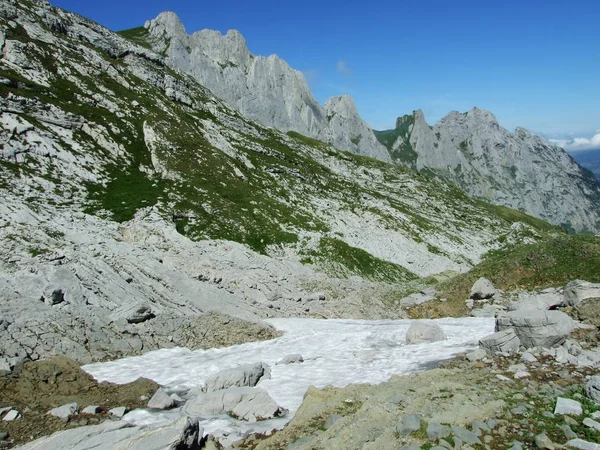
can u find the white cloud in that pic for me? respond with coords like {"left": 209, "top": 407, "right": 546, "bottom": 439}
{"left": 302, "top": 69, "right": 319, "bottom": 87}
{"left": 336, "top": 60, "right": 351, "bottom": 76}
{"left": 549, "top": 132, "right": 600, "bottom": 152}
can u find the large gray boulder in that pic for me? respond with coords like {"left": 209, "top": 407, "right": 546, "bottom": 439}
{"left": 400, "top": 287, "right": 437, "bottom": 307}
{"left": 470, "top": 278, "right": 496, "bottom": 300}
{"left": 13, "top": 417, "right": 204, "bottom": 449}
{"left": 405, "top": 321, "right": 446, "bottom": 344}
{"left": 496, "top": 310, "right": 575, "bottom": 348}
{"left": 203, "top": 362, "right": 270, "bottom": 392}
{"left": 479, "top": 328, "right": 520, "bottom": 354}
{"left": 508, "top": 288, "right": 564, "bottom": 311}
{"left": 184, "top": 387, "right": 285, "bottom": 422}
{"left": 585, "top": 375, "right": 600, "bottom": 404}
{"left": 109, "top": 302, "right": 154, "bottom": 324}
{"left": 564, "top": 280, "right": 600, "bottom": 307}
{"left": 147, "top": 388, "right": 176, "bottom": 410}
{"left": 48, "top": 403, "right": 77, "bottom": 420}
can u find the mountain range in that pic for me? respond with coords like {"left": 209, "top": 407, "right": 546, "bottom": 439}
{"left": 139, "top": 10, "right": 600, "bottom": 233}
{"left": 0, "top": 0, "right": 597, "bottom": 369}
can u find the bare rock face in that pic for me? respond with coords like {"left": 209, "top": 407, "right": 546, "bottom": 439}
{"left": 143, "top": 12, "right": 390, "bottom": 162}
{"left": 479, "top": 328, "right": 520, "bottom": 354}
{"left": 382, "top": 108, "right": 600, "bottom": 232}
{"left": 14, "top": 417, "right": 204, "bottom": 450}
{"left": 203, "top": 362, "right": 271, "bottom": 392}
{"left": 564, "top": 280, "right": 600, "bottom": 307}
{"left": 495, "top": 310, "right": 575, "bottom": 349}
{"left": 184, "top": 387, "right": 286, "bottom": 422}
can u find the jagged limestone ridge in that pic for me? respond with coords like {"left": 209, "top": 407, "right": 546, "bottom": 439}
{"left": 376, "top": 108, "right": 600, "bottom": 232}
{"left": 140, "top": 11, "right": 391, "bottom": 162}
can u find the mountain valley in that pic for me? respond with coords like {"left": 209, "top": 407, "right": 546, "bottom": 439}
{"left": 1, "top": 1, "right": 600, "bottom": 449}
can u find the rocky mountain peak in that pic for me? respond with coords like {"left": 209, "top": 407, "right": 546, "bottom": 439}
{"left": 141, "top": 11, "right": 390, "bottom": 161}
{"left": 145, "top": 11, "right": 187, "bottom": 37}
{"left": 324, "top": 94, "right": 358, "bottom": 118}
{"left": 378, "top": 109, "right": 600, "bottom": 231}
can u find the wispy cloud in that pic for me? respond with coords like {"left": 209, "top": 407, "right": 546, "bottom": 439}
{"left": 302, "top": 69, "right": 319, "bottom": 87}
{"left": 336, "top": 60, "right": 351, "bottom": 77}
{"left": 549, "top": 132, "right": 600, "bottom": 152}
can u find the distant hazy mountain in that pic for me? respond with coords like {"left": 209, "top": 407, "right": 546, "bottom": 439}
{"left": 569, "top": 149, "right": 600, "bottom": 179}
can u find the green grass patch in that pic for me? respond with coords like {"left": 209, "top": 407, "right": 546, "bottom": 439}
{"left": 374, "top": 113, "right": 418, "bottom": 167}
{"left": 302, "top": 237, "right": 418, "bottom": 283}
{"left": 117, "top": 27, "right": 152, "bottom": 49}
{"left": 438, "top": 233, "right": 600, "bottom": 303}
{"left": 286, "top": 131, "right": 327, "bottom": 149}
{"left": 479, "top": 203, "right": 563, "bottom": 233}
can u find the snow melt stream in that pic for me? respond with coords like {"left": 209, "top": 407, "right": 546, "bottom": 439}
{"left": 83, "top": 317, "right": 495, "bottom": 441}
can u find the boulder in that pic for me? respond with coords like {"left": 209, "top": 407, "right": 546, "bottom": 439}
{"left": 554, "top": 397, "right": 582, "bottom": 416}
{"left": 126, "top": 304, "right": 154, "bottom": 324}
{"left": 184, "top": 387, "right": 285, "bottom": 422}
{"left": 479, "top": 328, "right": 520, "bottom": 354}
{"left": 470, "top": 278, "right": 496, "bottom": 300}
{"left": 110, "top": 303, "right": 154, "bottom": 324}
{"left": 400, "top": 288, "right": 437, "bottom": 307}
{"left": 48, "top": 403, "right": 78, "bottom": 420}
{"left": 13, "top": 417, "right": 204, "bottom": 449}
{"left": 574, "top": 298, "right": 600, "bottom": 326}
{"left": 405, "top": 322, "right": 446, "bottom": 344}
{"left": 495, "top": 311, "right": 574, "bottom": 348}
{"left": 427, "top": 422, "right": 451, "bottom": 440}
{"left": 147, "top": 388, "right": 176, "bottom": 410}
{"left": 203, "top": 362, "right": 270, "bottom": 392}
{"left": 2, "top": 410, "right": 21, "bottom": 421}
{"left": 534, "top": 433, "right": 555, "bottom": 450}
{"left": 108, "top": 406, "right": 128, "bottom": 418}
{"left": 565, "top": 439, "right": 600, "bottom": 450}
{"left": 564, "top": 280, "right": 600, "bottom": 307}
{"left": 585, "top": 375, "right": 600, "bottom": 404}
{"left": 508, "top": 288, "right": 564, "bottom": 311}
{"left": 81, "top": 405, "right": 101, "bottom": 415}
{"left": 583, "top": 418, "right": 600, "bottom": 431}
{"left": 397, "top": 413, "right": 422, "bottom": 436}
{"left": 466, "top": 349, "right": 487, "bottom": 362}
{"left": 451, "top": 426, "right": 482, "bottom": 445}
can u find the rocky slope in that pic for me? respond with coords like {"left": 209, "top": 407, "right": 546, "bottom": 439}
{"left": 376, "top": 109, "right": 600, "bottom": 232}
{"left": 0, "top": 0, "right": 562, "bottom": 371}
{"left": 140, "top": 11, "right": 390, "bottom": 161}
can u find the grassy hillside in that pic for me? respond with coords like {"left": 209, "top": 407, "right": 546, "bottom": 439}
{"left": 440, "top": 233, "right": 600, "bottom": 301}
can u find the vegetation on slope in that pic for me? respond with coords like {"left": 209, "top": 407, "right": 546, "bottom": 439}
{"left": 0, "top": 8, "right": 572, "bottom": 285}
{"left": 438, "top": 233, "right": 600, "bottom": 304}
{"left": 374, "top": 114, "right": 419, "bottom": 167}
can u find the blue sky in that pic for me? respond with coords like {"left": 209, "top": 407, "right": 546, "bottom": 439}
{"left": 53, "top": 0, "right": 600, "bottom": 147}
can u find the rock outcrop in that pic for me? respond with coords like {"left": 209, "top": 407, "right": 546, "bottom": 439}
{"left": 143, "top": 12, "right": 390, "bottom": 161}
{"left": 203, "top": 362, "right": 270, "bottom": 392}
{"left": 14, "top": 417, "right": 204, "bottom": 450}
{"left": 378, "top": 109, "right": 600, "bottom": 231}
{"left": 495, "top": 310, "right": 575, "bottom": 349}
{"left": 184, "top": 386, "right": 286, "bottom": 422}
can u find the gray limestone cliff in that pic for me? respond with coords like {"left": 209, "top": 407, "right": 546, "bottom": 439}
{"left": 142, "top": 11, "right": 390, "bottom": 162}
{"left": 377, "top": 108, "right": 600, "bottom": 232}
